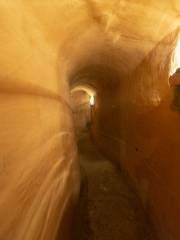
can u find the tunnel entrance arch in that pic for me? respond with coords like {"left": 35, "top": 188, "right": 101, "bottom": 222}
{"left": 70, "top": 84, "right": 96, "bottom": 138}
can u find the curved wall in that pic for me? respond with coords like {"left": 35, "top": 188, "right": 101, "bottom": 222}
{"left": 0, "top": 2, "right": 80, "bottom": 240}
{"left": 92, "top": 30, "right": 180, "bottom": 239}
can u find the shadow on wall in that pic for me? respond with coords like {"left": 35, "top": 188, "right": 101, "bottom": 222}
{"left": 171, "top": 85, "right": 180, "bottom": 111}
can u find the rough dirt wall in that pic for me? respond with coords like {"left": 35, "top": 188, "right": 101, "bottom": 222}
{"left": 92, "top": 30, "right": 180, "bottom": 239}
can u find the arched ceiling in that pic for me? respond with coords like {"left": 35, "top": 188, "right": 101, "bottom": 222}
{"left": 27, "top": 0, "right": 180, "bottom": 71}
{"left": 71, "top": 84, "right": 96, "bottom": 97}
{"left": 0, "top": 0, "right": 179, "bottom": 91}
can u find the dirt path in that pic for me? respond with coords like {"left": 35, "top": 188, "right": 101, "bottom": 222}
{"left": 74, "top": 133, "right": 155, "bottom": 240}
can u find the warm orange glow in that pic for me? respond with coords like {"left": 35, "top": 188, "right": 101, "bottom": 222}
{"left": 90, "top": 95, "right": 95, "bottom": 106}
{"left": 170, "top": 34, "right": 180, "bottom": 76}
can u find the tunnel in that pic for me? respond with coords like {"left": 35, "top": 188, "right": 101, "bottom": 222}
{"left": 0, "top": 1, "right": 180, "bottom": 240}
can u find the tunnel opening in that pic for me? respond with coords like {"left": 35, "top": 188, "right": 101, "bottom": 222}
{"left": 70, "top": 84, "right": 96, "bottom": 139}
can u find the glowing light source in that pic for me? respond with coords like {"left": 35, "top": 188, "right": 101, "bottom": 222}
{"left": 170, "top": 35, "right": 180, "bottom": 76}
{"left": 90, "top": 95, "right": 95, "bottom": 106}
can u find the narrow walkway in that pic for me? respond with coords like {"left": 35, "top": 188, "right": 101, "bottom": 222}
{"left": 74, "top": 133, "right": 155, "bottom": 240}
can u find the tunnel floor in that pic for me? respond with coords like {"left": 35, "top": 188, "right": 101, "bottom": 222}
{"left": 74, "top": 132, "right": 155, "bottom": 240}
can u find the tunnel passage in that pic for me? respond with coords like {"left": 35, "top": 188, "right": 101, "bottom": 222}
{"left": 70, "top": 85, "right": 96, "bottom": 138}
{"left": 68, "top": 25, "right": 180, "bottom": 240}
{"left": 0, "top": 1, "right": 179, "bottom": 240}
{"left": 69, "top": 81, "right": 157, "bottom": 240}
{"left": 69, "top": 45, "right": 159, "bottom": 239}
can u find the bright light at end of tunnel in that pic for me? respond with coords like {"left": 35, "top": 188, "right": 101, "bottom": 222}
{"left": 170, "top": 35, "right": 180, "bottom": 76}
{"left": 90, "top": 95, "right": 95, "bottom": 106}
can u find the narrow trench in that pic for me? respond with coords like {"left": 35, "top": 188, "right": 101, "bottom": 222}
{"left": 74, "top": 131, "right": 156, "bottom": 240}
